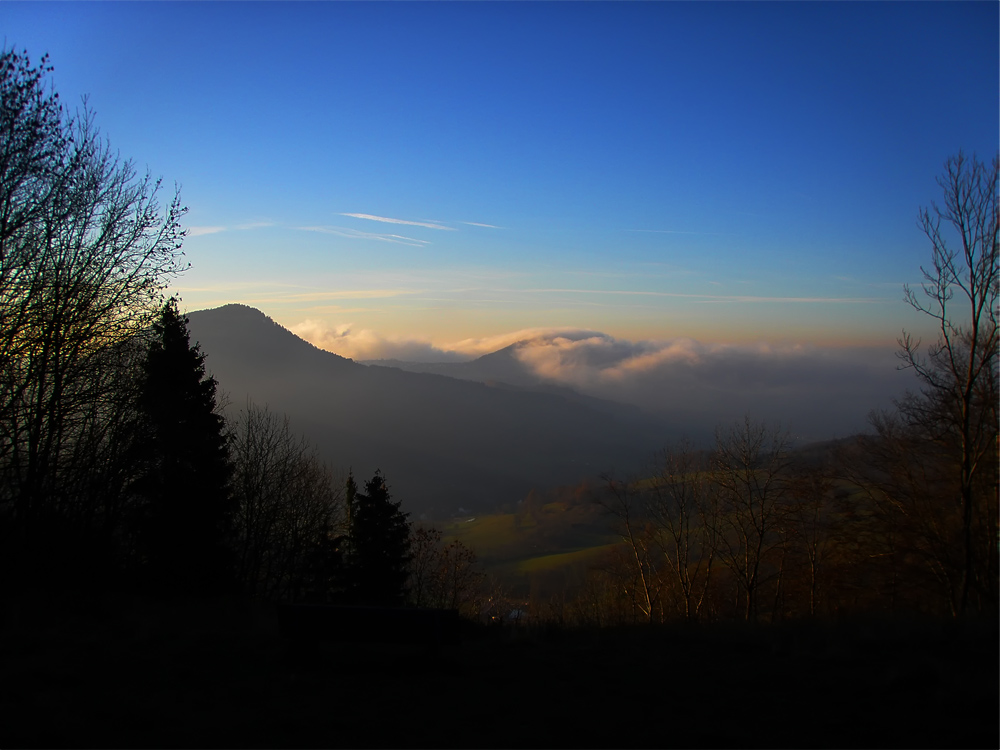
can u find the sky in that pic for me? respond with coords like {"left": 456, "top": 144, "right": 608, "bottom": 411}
{"left": 2, "top": 1, "right": 997, "bottom": 435}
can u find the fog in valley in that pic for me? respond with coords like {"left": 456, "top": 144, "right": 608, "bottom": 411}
{"left": 187, "top": 305, "right": 672, "bottom": 516}
{"left": 189, "top": 304, "right": 912, "bottom": 517}
{"left": 347, "top": 329, "right": 911, "bottom": 443}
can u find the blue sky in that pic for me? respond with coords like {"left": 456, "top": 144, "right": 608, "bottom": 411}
{"left": 2, "top": 1, "right": 997, "bottom": 356}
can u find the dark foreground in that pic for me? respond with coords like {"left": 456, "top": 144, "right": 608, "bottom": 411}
{"left": 2, "top": 598, "right": 997, "bottom": 749}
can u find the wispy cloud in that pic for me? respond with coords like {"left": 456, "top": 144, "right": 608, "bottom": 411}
{"left": 187, "top": 222, "right": 274, "bottom": 237}
{"left": 835, "top": 275, "right": 906, "bottom": 289}
{"left": 174, "top": 281, "right": 302, "bottom": 294}
{"left": 340, "top": 213, "right": 456, "bottom": 231}
{"left": 625, "top": 229, "right": 735, "bottom": 236}
{"left": 459, "top": 221, "right": 502, "bottom": 229}
{"left": 192, "top": 288, "right": 416, "bottom": 303}
{"left": 187, "top": 226, "right": 227, "bottom": 237}
{"left": 308, "top": 289, "right": 416, "bottom": 300}
{"left": 296, "top": 225, "right": 430, "bottom": 248}
{"left": 174, "top": 282, "right": 419, "bottom": 313}
{"left": 517, "top": 288, "right": 888, "bottom": 304}
{"left": 693, "top": 295, "right": 890, "bottom": 304}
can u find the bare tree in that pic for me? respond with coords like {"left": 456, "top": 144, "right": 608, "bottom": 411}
{"left": 0, "top": 48, "right": 186, "bottom": 589}
{"left": 897, "top": 152, "right": 998, "bottom": 616}
{"left": 598, "top": 473, "right": 662, "bottom": 623}
{"left": 406, "top": 525, "right": 483, "bottom": 615}
{"left": 784, "top": 464, "right": 836, "bottom": 618}
{"left": 711, "top": 417, "right": 790, "bottom": 622}
{"left": 843, "top": 413, "right": 962, "bottom": 615}
{"left": 407, "top": 525, "right": 444, "bottom": 608}
{"left": 229, "top": 400, "right": 344, "bottom": 601}
{"left": 437, "top": 540, "right": 483, "bottom": 613}
{"left": 645, "top": 442, "right": 719, "bottom": 621}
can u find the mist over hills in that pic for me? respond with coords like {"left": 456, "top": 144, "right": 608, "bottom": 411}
{"left": 361, "top": 341, "right": 653, "bottom": 421}
{"left": 361, "top": 331, "right": 912, "bottom": 444}
{"left": 186, "top": 305, "right": 672, "bottom": 517}
{"left": 362, "top": 344, "right": 537, "bottom": 389}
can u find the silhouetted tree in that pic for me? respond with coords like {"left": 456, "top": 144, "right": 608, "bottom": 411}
{"left": 230, "top": 400, "right": 345, "bottom": 601}
{"left": 406, "top": 525, "right": 483, "bottom": 614}
{"left": 598, "top": 473, "right": 663, "bottom": 623}
{"left": 646, "top": 442, "right": 720, "bottom": 622}
{"left": 839, "top": 420, "right": 954, "bottom": 614}
{"left": 0, "top": 48, "right": 185, "bottom": 593}
{"left": 437, "top": 538, "right": 483, "bottom": 613}
{"left": 711, "top": 417, "right": 790, "bottom": 622}
{"left": 407, "top": 526, "right": 444, "bottom": 608}
{"left": 783, "top": 463, "right": 836, "bottom": 618}
{"left": 133, "top": 299, "right": 232, "bottom": 596}
{"left": 894, "top": 152, "right": 998, "bottom": 616}
{"left": 838, "top": 155, "right": 999, "bottom": 618}
{"left": 344, "top": 469, "right": 411, "bottom": 605}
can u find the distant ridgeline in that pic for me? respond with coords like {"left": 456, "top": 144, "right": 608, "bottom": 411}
{"left": 186, "top": 304, "right": 671, "bottom": 517}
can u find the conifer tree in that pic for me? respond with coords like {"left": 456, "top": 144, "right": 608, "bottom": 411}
{"left": 134, "top": 298, "right": 233, "bottom": 595}
{"left": 345, "top": 469, "right": 411, "bottom": 605}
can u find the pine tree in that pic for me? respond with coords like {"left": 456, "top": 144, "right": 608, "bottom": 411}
{"left": 134, "top": 298, "right": 233, "bottom": 596}
{"left": 345, "top": 469, "right": 412, "bottom": 605}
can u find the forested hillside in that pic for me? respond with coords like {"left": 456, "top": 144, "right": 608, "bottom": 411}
{"left": 187, "top": 303, "right": 669, "bottom": 515}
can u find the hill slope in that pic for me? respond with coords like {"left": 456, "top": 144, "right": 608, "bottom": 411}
{"left": 187, "top": 305, "right": 672, "bottom": 516}
{"left": 362, "top": 343, "right": 655, "bottom": 421}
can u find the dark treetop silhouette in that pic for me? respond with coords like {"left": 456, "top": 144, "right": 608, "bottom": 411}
{"left": 0, "top": 48, "right": 186, "bottom": 595}
{"left": 343, "top": 470, "right": 412, "bottom": 605}
{"left": 133, "top": 299, "right": 234, "bottom": 596}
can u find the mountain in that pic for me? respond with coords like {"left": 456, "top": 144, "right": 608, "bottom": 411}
{"left": 186, "top": 305, "right": 673, "bottom": 517}
{"left": 362, "top": 344, "right": 540, "bottom": 389}
{"left": 361, "top": 343, "right": 652, "bottom": 420}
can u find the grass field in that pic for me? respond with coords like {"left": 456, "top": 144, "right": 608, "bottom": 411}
{"left": 439, "top": 500, "right": 619, "bottom": 596}
{"left": 515, "top": 544, "right": 618, "bottom": 574}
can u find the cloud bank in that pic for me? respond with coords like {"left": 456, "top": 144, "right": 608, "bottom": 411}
{"left": 511, "top": 332, "right": 909, "bottom": 439}
{"left": 292, "top": 321, "right": 911, "bottom": 441}
{"left": 290, "top": 320, "right": 469, "bottom": 363}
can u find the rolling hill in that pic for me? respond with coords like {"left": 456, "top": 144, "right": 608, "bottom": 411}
{"left": 186, "top": 305, "right": 674, "bottom": 517}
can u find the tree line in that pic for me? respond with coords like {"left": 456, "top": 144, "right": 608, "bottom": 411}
{"left": 476, "top": 151, "right": 996, "bottom": 628}
{"left": 0, "top": 48, "right": 487, "bottom": 612}
{"left": 543, "top": 151, "right": 997, "bottom": 626}
{"left": 1, "top": 47, "right": 994, "bottom": 626}
{"left": 577, "top": 411, "right": 994, "bottom": 627}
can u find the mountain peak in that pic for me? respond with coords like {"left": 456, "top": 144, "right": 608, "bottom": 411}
{"left": 187, "top": 304, "right": 355, "bottom": 370}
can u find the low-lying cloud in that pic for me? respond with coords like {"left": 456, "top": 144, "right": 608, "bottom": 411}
{"left": 290, "top": 319, "right": 469, "bottom": 363}
{"left": 508, "top": 332, "right": 910, "bottom": 440}
{"left": 447, "top": 328, "right": 605, "bottom": 358}
{"left": 293, "top": 321, "right": 912, "bottom": 440}
{"left": 516, "top": 335, "right": 912, "bottom": 440}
